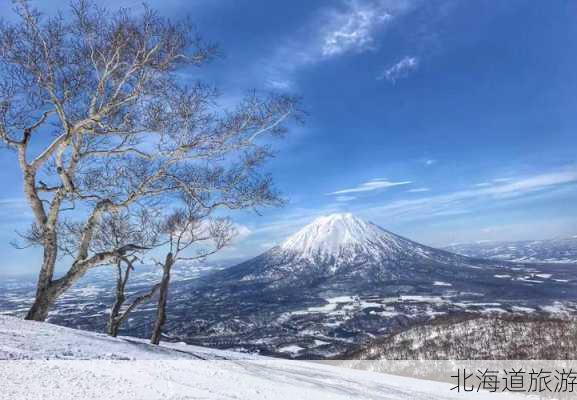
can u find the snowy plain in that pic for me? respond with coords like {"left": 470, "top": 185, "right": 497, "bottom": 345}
{"left": 0, "top": 316, "right": 525, "bottom": 400}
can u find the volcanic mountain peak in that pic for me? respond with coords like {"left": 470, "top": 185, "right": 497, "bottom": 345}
{"left": 278, "top": 213, "right": 408, "bottom": 261}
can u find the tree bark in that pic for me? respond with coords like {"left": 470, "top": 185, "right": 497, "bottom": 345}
{"left": 150, "top": 252, "right": 173, "bottom": 345}
{"left": 108, "top": 260, "right": 127, "bottom": 337}
{"left": 22, "top": 162, "right": 59, "bottom": 321}
{"left": 25, "top": 235, "right": 58, "bottom": 321}
{"left": 25, "top": 286, "right": 56, "bottom": 321}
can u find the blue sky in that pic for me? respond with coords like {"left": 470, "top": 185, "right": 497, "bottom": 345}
{"left": 1, "top": 0, "right": 577, "bottom": 275}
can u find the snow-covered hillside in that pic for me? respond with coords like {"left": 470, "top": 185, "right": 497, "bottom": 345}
{"left": 0, "top": 316, "right": 515, "bottom": 400}
{"left": 347, "top": 314, "right": 577, "bottom": 360}
{"left": 444, "top": 236, "right": 577, "bottom": 263}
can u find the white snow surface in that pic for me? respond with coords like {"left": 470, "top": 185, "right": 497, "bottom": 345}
{"left": 279, "top": 213, "right": 409, "bottom": 262}
{"left": 0, "top": 316, "right": 518, "bottom": 400}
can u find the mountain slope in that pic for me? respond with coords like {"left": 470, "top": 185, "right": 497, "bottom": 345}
{"left": 0, "top": 316, "right": 506, "bottom": 400}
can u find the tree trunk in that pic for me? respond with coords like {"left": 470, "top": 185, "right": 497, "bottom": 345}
{"left": 26, "top": 199, "right": 112, "bottom": 321}
{"left": 150, "top": 253, "right": 173, "bottom": 345}
{"left": 25, "top": 287, "right": 56, "bottom": 321}
{"left": 108, "top": 320, "right": 120, "bottom": 337}
{"left": 26, "top": 260, "right": 91, "bottom": 321}
{"left": 108, "top": 293, "right": 124, "bottom": 337}
{"left": 108, "top": 260, "right": 127, "bottom": 337}
{"left": 25, "top": 234, "right": 59, "bottom": 321}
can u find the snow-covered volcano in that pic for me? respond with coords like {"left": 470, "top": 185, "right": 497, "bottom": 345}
{"left": 215, "top": 213, "right": 466, "bottom": 285}
{"left": 279, "top": 213, "right": 410, "bottom": 263}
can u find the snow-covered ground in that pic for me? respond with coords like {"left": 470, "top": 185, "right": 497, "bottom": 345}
{"left": 0, "top": 316, "right": 522, "bottom": 399}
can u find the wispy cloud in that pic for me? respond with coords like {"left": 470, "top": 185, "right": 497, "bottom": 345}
{"left": 492, "top": 177, "right": 513, "bottom": 183}
{"left": 335, "top": 195, "right": 357, "bottom": 202}
{"left": 327, "top": 178, "right": 412, "bottom": 195}
{"left": 378, "top": 55, "right": 419, "bottom": 82}
{"left": 474, "top": 177, "right": 514, "bottom": 187}
{"left": 407, "top": 187, "right": 430, "bottom": 193}
{"left": 266, "top": 78, "right": 294, "bottom": 91}
{"left": 483, "top": 171, "right": 577, "bottom": 198}
{"left": 367, "top": 169, "right": 577, "bottom": 220}
{"left": 264, "top": 0, "right": 418, "bottom": 89}
{"left": 321, "top": 2, "right": 395, "bottom": 57}
{"left": 0, "top": 197, "right": 30, "bottom": 219}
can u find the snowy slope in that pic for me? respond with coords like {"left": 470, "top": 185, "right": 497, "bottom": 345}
{"left": 0, "top": 316, "right": 517, "bottom": 400}
{"left": 0, "top": 315, "right": 256, "bottom": 361}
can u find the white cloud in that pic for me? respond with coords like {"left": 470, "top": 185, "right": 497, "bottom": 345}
{"left": 407, "top": 187, "right": 430, "bottom": 193}
{"left": 0, "top": 197, "right": 26, "bottom": 207}
{"left": 335, "top": 195, "right": 357, "bottom": 202}
{"left": 367, "top": 169, "right": 577, "bottom": 220}
{"left": 321, "top": 2, "right": 394, "bottom": 57}
{"left": 0, "top": 197, "right": 31, "bottom": 222}
{"left": 492, "top": 177, "right": 513, "bottom": 183}
{"left": 233, "top": 223, "right": 252, "bottom": 240}
{"left": 266, "top": 78, "right": 294, "bottom": 91}
{"left": 378, "top": 55, "right": 419, "bottom": 82}
{"left": 484, "top": 171, "right": 577, "bottom": 198}
{"left": 424, "top": 159, "right": 437, "bottom": 166}
{"left": 327, "top": 178, "right": 412, "bottom": 195}
{"left": 263, "top": 0, "right": 417, "bottom": 90}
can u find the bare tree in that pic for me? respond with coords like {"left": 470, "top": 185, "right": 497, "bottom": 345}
{"left": 0, "top": 0, "right": 300, "bottom": 320}
{"left": 90, "top": 210, "right": 159, "bottom": 337}
{"left": 108, "top": 255, "right": 161, "bottom": 337}
{"left": 150, "top": 200, "right": 236, "bottom": 345}
{"left": 95, "top": 203, "right": 236, "bottom": 341}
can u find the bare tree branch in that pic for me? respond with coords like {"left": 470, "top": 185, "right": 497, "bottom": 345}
{"left": 0, "top": 0, "right": 301, "bottom": 321}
